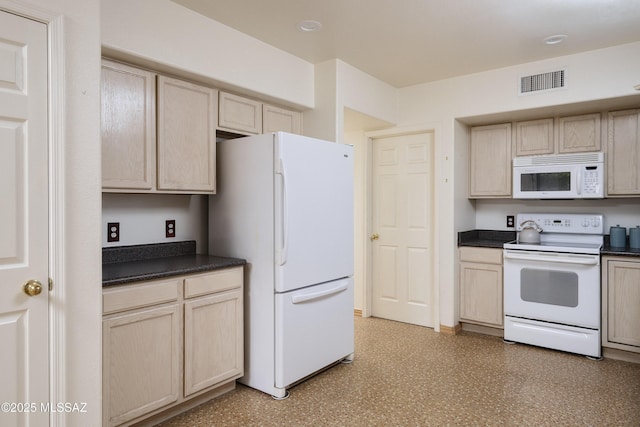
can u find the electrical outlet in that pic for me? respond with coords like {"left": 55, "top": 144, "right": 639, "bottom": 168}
{"left": 507, "top": 215, "right": 515, "bottom": 228}
{"left": 166, "top": 220, "right": 176, "bottom": 238}
{"left": 107, "top": 222, "right": 120, "bottom": 242}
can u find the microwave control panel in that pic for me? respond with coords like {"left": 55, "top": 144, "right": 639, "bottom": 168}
{"left": 581, "top": 167, "right": 602, "bottom": 195}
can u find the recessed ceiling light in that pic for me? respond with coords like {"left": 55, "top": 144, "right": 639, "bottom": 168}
{"left": 297, "top": 20, "right": 322, "bottom": 32}
{"left": 543, "top": 34, "right": 568, "bottom": 45}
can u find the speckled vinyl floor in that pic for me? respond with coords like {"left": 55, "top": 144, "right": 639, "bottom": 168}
{"left": 159, "top": 316, "right": 640, "bottom": 426}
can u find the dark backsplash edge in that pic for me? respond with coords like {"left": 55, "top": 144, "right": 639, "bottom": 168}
{"left": 102, "top": 241, "right": 197, "bottom": 264}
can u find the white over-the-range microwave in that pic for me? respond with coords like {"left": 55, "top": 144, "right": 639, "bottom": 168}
{"left": 512, "top": 152, "right": 604, "bottom": 199}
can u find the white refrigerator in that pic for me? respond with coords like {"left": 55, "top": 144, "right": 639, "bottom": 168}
{"left": 209, "top": 132, "right": 354, "bottom": 399}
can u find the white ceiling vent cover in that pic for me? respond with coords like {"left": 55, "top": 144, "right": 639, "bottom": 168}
{"left": 520, "top": 69, "right": 566, "bottom": 94}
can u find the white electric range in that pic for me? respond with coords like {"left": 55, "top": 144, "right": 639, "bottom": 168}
{"left": 503, "top": 213, "right": 604, "bottom": 358}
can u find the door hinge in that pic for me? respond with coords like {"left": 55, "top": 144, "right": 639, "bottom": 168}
{"left": 48, "top": 277, "right": 53, "bottom": 291}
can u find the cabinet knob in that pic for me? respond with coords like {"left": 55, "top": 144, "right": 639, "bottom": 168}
{"left": 370, "top": 233, "right": 379, "bottom": 241}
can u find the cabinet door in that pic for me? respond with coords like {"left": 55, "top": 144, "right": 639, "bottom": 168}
{"left": 103, "top": 304, "right": 181, "bottom": 427}
{"left": 604, "top": 259, "right": 640, "bottom": 351}
{"left": 607, "top": 109, "right": 640, "bottom": 196}
{"left": 557, "top": 113, "right": 601, "bottom": 153}
{"left": 263, "top": 104, "right": 302, "bottom": 134}
{"left": 157, "top": 76, "right": 217, "bottom": 192}
{"left": 218, "top": 91, "right": 262, "bottom": 134}
{"left": 184, "top": 288, "right": 243, "bottom": 396}
{"left": 515, "top": 118, "right": 554, "bottom": 156}
{"left": 459, "top": 261, "right": 503, "bottom": 327}
{"left": 101, "top": 60, "right": 156, "bottom": 190}
{"left": 469, "top": 123, "right": 512, "bottom": 197}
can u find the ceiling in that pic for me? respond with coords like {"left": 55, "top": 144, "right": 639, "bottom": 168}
{"left": 172, "top": 0, "right": 640, "bottom": 88}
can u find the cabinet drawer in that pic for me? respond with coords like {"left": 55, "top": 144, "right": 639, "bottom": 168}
{"left": 184, "top": 267, "right": 243, "bottom": 299}
{"left": 103, "top": 279, "right": 180, "bottom": 315}
{"left": 459, "top": 247, "right": 502, "bottom": 265}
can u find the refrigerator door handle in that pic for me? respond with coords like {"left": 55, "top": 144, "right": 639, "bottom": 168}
{"left": 290, "top": 282, "right": 348, "bottom": 304}
{"left": 278, "top": 158, "right": 289, "bottom": 266}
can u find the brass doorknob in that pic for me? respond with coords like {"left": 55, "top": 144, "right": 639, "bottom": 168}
{"left": 24, "top": 280, "right": 43, "bottom": 296}
{"left": 370, "top": 233, "right": 379, "bottom": 241}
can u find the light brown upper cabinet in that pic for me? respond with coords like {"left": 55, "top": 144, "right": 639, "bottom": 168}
{"left": 101, "top": 59, "right": 217, "bottom": 194}
{"left": 218, "top": 91, "right": 263, "bottom": 135}
{"left": 263, "top": 104, "right": 302, "bottom": 134}
{"left": 218, "top": 91, "right": 303, "bottom": 135}
{"left": 515, "top": 118, "right": 554, "bottom": 156}
{"left": 101, "top": 59, "right": 156, "bottom": 191}
{"left": 469, "top": 123, "right": 512, "bottom": 198}
{"left": 515, "top": 114, "right": 602, "bottom": 157}
{"left": 607, "top": 109, "right": 640, "bottom": 196}
{"left": 557, "top": 113, "right": 601, "bottom": 153}
{"left": 157, "top": 76, "right": 217, "bottom": 193}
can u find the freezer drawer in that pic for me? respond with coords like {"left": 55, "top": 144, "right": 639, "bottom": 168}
{"left": 275, "top": 278, "right": 354, "bottom": 391}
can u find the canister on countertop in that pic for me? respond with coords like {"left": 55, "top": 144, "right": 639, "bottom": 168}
{"left": 610, "top": 225, "right": 627, "bottom": 248}
{"left": 630, "top": 226, "right": 640, "bottom": 250}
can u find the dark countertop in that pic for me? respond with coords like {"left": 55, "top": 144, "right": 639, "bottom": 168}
{"left": 102, "top": 241, "right": 246, "bottom": 287}
{"left": 459, "top": 230, "right": 640, "bottom": 257}
{"left": 458, "top": 230, "right": 516, "bottom": 249}
{"left": 601, "top": 236, "right": 640, "bottom": 257}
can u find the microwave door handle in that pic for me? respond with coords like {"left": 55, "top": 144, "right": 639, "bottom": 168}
{"left": 576, "top": 168, "right": 582, "bottom": 196}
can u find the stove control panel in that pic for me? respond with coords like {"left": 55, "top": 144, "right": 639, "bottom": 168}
{"left": 516, "top": 213, "right": 603, "bottom": 235}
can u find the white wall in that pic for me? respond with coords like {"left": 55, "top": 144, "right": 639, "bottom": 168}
{"left": 101, "top": 0, "right": 314, "bottom": 109}
{"left": 397, "top": 41, "right": 640, "bottom": 329}
{"left": 344, "top": 129, "right": 367, "bottom": 311}
{"left": 475, "top": 199, "right": 640, "bottom": 232}
{"left": 304, "top": 59, "right": 398, "bottom": 142}
{"left": 102, "top": 194, "right": 208, "bottom": 251}
{"left": 303, "top": 60, "right": 339, "bottom": 141}
{"left": 338, "top": 60, "right": 398, "bottom": 138}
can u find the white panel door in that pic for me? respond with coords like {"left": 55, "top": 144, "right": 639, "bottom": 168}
{"left": 0, "top": 11, "right": 49, "bottom": 426}
{"left": 274, "top": 134, "right": 354, "bottom": 292}
{"left": 371, "top": 133, "right": 434, "bottom": 327}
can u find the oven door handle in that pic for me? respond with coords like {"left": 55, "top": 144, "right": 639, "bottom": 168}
{"left": 503, "top": 251, "right": 599, "bottom": 265}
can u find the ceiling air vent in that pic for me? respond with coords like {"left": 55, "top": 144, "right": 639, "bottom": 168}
{"left": 520, "top": 69, "right": 566, "bottom": 94}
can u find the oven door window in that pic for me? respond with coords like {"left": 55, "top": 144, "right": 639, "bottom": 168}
{"left": 520, "top": 268, "right": 578, "bottom": 307}
{"left": 520, "top": 172, "right": 571, "bottom": 192}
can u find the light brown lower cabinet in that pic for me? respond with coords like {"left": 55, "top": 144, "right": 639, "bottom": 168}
{"left": 602, "top": 256, "right": 640, "bottom": 353}
{"left": 102, "top": 267, "right": 243, "bottom": 427}
{"left": 183, "top": 270, "right": 243, "bottom": 397}
{"left": 459, "top": 247, "right": 503, "bottom": 328}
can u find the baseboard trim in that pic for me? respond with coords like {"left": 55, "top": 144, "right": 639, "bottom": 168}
{"left": 460, "top": 322, "right": 504, "bottom": 337}
{"left": 130, "top": 381, "right": 236, "bottom": 426}
{"left": 354, "top": 309, "right": 362, "bottom": 317}
{"left": 603, "top": 347, "right": 640, "bottom": 364}
{"left": 439, "top": 324, "right": 462, "bottom": 335}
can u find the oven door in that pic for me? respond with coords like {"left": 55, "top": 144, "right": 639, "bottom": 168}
{"left": 503, "top": 249, "right": 600, "bottom": 329}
